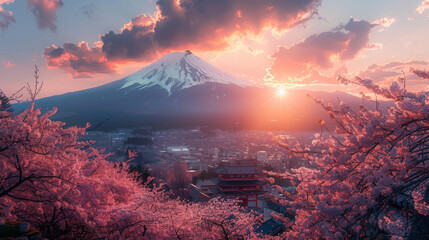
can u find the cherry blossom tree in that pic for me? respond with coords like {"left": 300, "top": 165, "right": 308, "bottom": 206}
{"left": 167, "top": 161, "right": 191, "bottom": 199}
{"left": 0, "top": 73, "right": 257, "bottom": 239}
{"left": 0, "top": 105, "right": 148, "bottom": 239}
{"left": 0, "top": 102, "right": 258, "bottom": 239}
{"left": 270, "top": 69, "right": 429, "bottom": 239}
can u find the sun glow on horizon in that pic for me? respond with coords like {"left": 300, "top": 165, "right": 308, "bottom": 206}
{"left": 276, "top": 87, "right": 286, "bottom": 97}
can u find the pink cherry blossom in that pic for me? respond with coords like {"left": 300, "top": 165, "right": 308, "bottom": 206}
{"left": 270, "top": 72, "right": 429, "bottom": 239}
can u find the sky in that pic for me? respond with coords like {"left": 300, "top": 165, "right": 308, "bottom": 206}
{"left": 1, "top": 0, "right": 429, "bottom": 99}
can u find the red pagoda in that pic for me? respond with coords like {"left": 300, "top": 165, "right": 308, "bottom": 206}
{"left": 216, "top": 165, "right": 266, "bottom": 208}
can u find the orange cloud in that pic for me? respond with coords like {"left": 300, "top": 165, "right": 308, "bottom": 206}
{"left": 43, "top": 42, "right": 116, "bottom": 78}
{"left": 43, "top": 0, "right": 321, "bottom": 77}
{"left": 121, "top": 14, "right": 155, "bottom": 32}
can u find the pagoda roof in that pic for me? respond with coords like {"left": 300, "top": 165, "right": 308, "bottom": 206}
{"left": 197, "top": 178, "right": 220, "bottom": 187}
{"left": 219, "top": 190, "right": 266, "bottom": 195}
{"left": 218, "top": 180, "right": 266, "bottom": 186}
{"left": 217, "top": 165, "right": 262, "bottom": 175}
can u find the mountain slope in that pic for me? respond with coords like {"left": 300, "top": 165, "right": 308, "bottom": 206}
{"left": 13, "top": 51, "right": 390, "bottom": 131}
{"left": 120, "top": 50, "right": 255, "bottom": 94}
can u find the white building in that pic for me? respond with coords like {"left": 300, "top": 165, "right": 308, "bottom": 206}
{"left": 167, "top": 146, "right": 190, "bottom": 156}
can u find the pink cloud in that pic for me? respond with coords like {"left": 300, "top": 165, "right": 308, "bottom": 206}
{"left": 372, "top": 17, "right": 395, "bottom": 28}
{"left": 354, "top": 61, "right": 429, "bottom": 92}
{"left": 417, "top": 0, "right": 429, "bottom": 14}
{"left": 27, "top": 0, "right": 63, "bottom": 32}
{"left": 267, "top": 18, "right": 377, "bottom": 84}
{"left": 358, "top": 60, "right": 429, "bottom": 83}
{"left": 0, "top": 0, "right": 15, "bottom": 30}
{"left": 1, "top": 0, "right": 63, "bottom": 31}
{"left": 368, "top": 42, "right": 383, "bottom": 50}
{"left": 2, "top": 60, "right": 15, "bottom": 68}
{"left": 411, "top": 67, "right": 429, "bottom": 80}
{"left": 43, "top": 42, "right": 115, "bottom": 78}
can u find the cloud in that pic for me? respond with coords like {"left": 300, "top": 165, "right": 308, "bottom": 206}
{"left": 368, "top": 42, "right": 383, "bottom": 50}
{"left": 357, "top": 60, "right": 429, "bottom": 83}
{"left": 121, "top": 14, "right": 154, "bottom": 32}
{"left": 356, "top": 60, "right": 429, "bottom": 92}
{"left": 1, "top": 0, "right": 64, "bottom": 32}
{"left": 411, "top": 68, "right": 429, "bottom": 80}
{"left": 150, "top": 0, "right": 320, "bottom": 50}
{"left": 43, "top": 42, "right": 116, "bottom": 78}
{"left": 102, "top": 14, "right": 157, "bottom": 61}
{"left": 43, "top": 0, "right": 321, "bottom": 77}
{"left": 102, "top": 0, "right": 321, "bottom": 59}
{"left": 27, "top": 0, "right": 63, "bottom": 32}
{"left": 2, "top": 60, "right": 15, "bottom": 68}
{"left": 267, "top": 18, "right": 377, "bottom": 84}
{"left": 417, "top": 0, "right": 429, "bottom": 14}
{"left": 0, "top": 1, "right": 14, "bottom": 5}
{"left": 0, "top": 0, "right": 15, "bottom": 30}
{"left": 372, "top": 17, "right": 395, "bottom": 28}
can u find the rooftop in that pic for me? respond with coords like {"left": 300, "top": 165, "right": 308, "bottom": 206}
{"left": 218, "top": 180, "right": 266, "bottom": 186}
{"left": 219, "top": 190, "right": 266, "bottom": 195}
{"left": 255, "top": 218, "right": 285, "bottom": 236}
{"left": 217, "top": 165, "right": 262, "bottom": 175}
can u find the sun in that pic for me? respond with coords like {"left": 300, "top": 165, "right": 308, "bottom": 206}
{"left": 276, "top": 88, "right": 286, "bottom": 97}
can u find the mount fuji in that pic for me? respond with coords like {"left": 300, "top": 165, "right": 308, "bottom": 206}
{"left": 120, "top": 50, "right": 255, "bottom": 94}
{"left": 14, "top": 51, "right": 271, "bottom": 130}
{"left": 14, "top": 51, "right": 372, "bottom": 131}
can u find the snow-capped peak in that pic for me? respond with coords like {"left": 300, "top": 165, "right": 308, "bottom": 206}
{"left": 120, "top": 51, "right": 255, "bottom": 94}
